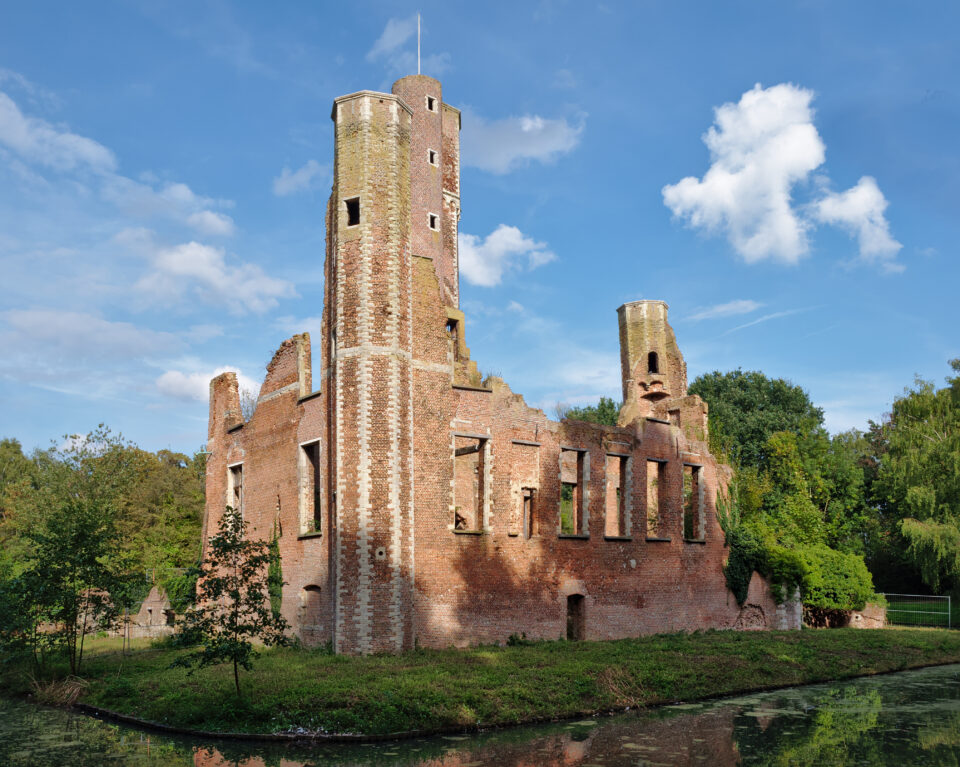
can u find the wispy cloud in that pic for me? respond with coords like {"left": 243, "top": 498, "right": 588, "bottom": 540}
{"left": 157, "top": 365, "right": 260, "bottom": 403}
{"left": 663, "top": 82, "right": 901, "bottom": 271}
{"left": 688, "top": 299, "right": 763, "bottom": 321}
{"left": 720, "top": 306, "right": 816, "bottom": 336}
{"left": 366, "top": 16, "right": 450, "bottom": 76}
{"left": 460, "top": 108, "right": 585, "bottom": 174}
{"left": 272, "top": 159, "right": 329, "bottom": 197}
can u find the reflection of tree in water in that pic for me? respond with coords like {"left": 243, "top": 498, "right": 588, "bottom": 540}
{"left": 738, "top": 686, "right": 883, "bottom": 766}
{"left": 0, "top": 698, "right": 190, "bottom": 767}
{"left": 917, "top": 712, "right": 960, "bottom": 765}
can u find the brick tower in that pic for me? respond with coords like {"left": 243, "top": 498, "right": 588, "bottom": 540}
{"left": 320, "top": 75, "right": 459, "bottom": 653}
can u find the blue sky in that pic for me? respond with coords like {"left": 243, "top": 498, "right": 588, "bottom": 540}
{"left": 1, "top": 1, "right": 957, "bottom": 454}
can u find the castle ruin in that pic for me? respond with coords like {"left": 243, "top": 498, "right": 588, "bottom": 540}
{"left": 203, "top": 75, "right": 800, "bottom": 655}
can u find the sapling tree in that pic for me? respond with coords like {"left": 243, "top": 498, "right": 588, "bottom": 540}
{"left": 173, "top": 506, "right": 289, "bottom": 696}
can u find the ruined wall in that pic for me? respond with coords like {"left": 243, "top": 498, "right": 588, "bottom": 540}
{"left": 201, "top": 75, "right": 798, "bottom": 656}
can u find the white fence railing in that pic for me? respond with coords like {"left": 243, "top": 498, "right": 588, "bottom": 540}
{"left": 880, "top": 593, "right": 951, "bottom": 629}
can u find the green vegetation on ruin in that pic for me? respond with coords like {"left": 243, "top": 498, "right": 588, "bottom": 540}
{"left": 4, "top": 629, "right": 960, "bottom": 737}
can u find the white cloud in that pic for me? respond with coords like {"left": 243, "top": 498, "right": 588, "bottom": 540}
{"left": 274, "top": 314, "right": 324, "bottom": 340}
{"left": 137, "top": 241, "right": 296, "bottom": 314}
{"left": 461, "top": 109, "right": 585, "bottom": 174}
{"left": 458, "top": 225, "right": 556, "bottom": 287}
{"left": 366, "top": 16, "right": 450, "bottom": 76}
{"left": 157, "top": 365, "right": 260, "bottom": 402}
{"left": 813, "top": 176, "right": 902, "bottom": 271}
{"left": 688, "top": 299, "right": 763, "bottom": 321}
{"left": 272, "top": 159, "right": 328, "bottom": 196}
{"left": 0, "top": 308, "right": 178, "bottom": 359}
{"left": 0, "top": 90, "right": 117, "bottom": 173}
{"left": 187, "top": 210, "right": 235, "bottom": 236}
{"left": 663, "top": 83, "right": 901, "bottom": 270}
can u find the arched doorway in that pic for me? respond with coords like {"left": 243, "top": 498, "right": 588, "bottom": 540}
{"left": 566, "top": 594, "right": 585, "bottom": 641}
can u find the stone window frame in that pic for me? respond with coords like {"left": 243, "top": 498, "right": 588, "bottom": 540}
{"left": 426, "top": 95, "right": 437, "bottom": 112}
{"left": 558, "top": 446, "right": 590, "bottom": 539}
{"left": 428, "top": 212, "right": 439, "bottom": 231}
{"left": 450, "top": 431, "right": 492, "bottom": 535}
{"left": 428, "top": 148, "right": 438, "bottom": 166}
{"left": 226, "top": 461, "right": 244, "bottom": 520}
{"left": 298, "top": 439, "right": 323, "bottom": 538}
{"left": 604, "top": 451, "right": 632, "bottom": 540}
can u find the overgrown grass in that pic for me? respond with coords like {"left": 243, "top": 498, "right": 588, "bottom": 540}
{"left": 4, "top": 629, "right": 960, "bottom": 736}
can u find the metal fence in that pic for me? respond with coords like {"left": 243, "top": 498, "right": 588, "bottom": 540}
{"left": 880, "top": 593, "right": 952, "bottom": 629}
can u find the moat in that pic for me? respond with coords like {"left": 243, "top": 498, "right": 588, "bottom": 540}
{"left": 3, "top": 663, "right": 960, "bottom": 766}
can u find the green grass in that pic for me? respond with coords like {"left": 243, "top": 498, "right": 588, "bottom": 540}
{"left": 882, "top": 598, "right": 956, "bottom": 628}
{"left": 4, "top": 628, "right": 960, "bottom": 736}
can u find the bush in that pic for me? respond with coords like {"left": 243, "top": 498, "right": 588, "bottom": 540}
{"left": 799, "top": 544, "right": 875, "bottom": 612}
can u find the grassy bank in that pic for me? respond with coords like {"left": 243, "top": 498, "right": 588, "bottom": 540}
{"left": 4, "top": 629, "right": 960, "bottom": 736}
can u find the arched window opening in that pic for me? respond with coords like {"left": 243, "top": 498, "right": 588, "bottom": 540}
{"left": 647, "top": 351, "right": 659, "bottom": 374}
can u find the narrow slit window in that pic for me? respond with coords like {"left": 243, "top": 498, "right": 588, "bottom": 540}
{"left": 683, "top": 464, "right": 703, "bottom": 540}
{"left": 345, "top": 197, "right": 360, "bottom": 227}
{"left": 560, "top": 448, "right": 586, "bottom": 536}
{"left": 300, "top": 441, "right": 322, "bottom": 534}
{"left": 605, "top": 454, "right": 628, "bottom": 537}
{"left": 522, "top": 487, "right": 537, "bottom": 539}
{"left": 228, "top": 464, "right": 243, "bottom": 517}
{"left": 454, "top": 436, "right": 486, "bottom": 531}
{"left": 648, "top": 351, "right": 659, "bottom": 374}
{"left": 428, "top": 149, "right": 437, "bottom": 165}
{"left": 646, "top": 460, "right": 665, "bottom": 538}
{"left": 446, "top": 318, "right": 460, "bottom": 362}
{"left": 426, "top": 95, "right": 437, "bottom": 111}
{"left": 428, "top": 213, "right": 439, "bottom": 230}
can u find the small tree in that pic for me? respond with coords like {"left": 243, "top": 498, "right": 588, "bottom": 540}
{"left": 173, "top": 506, "right": 289, "bottom": 696}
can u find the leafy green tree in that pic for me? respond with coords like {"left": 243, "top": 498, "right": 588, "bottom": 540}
{"left": 873, "top": 361, "right": 960, "bottom": 592}
{"left": 561, "top": 396, "right": 621, "bottom": 427}
{"left": 690, "top": 369, "right": 824, "bottom": 468}
{"left": 173, "top": 506, "right": 289, "bottom": 696}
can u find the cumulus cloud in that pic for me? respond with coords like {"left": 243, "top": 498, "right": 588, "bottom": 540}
{"left": 461, "top": 109, "right": 585, "bottom": 174}
{"left": 187, "top": 210, "right": 235, "bottom": 236}
{"left": 156, "top": 365, "right": 260, "bottom": 403}
{"left": 458, "top": 225, "right": 556, "bottom": 287}
{"left": 812, "top": 176, "right": 902, "bottom": 271}
{"left": 0, "top": 90, "right": 117, "bottom": 173}
{"left": 688, "top": 299, "right": 763, "bottom": 321}
{"left": 137, "top": 241, "right": 296, "bottom": 314}
{"left": 663, "top": 83, "right": 901, "bottom": 270}
{"left": 366, "top": 16, "right": 450, "bottom": 76}
{"left": 272, "top": 159, "right": 328, "bottom": 196}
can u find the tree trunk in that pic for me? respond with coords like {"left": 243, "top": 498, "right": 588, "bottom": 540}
{"left": 234, "top": 658, "right": 240, "bottom": 697}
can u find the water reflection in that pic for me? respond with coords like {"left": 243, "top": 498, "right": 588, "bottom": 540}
{"left": 2, "top": 664, "right": 960, "bottom": 766}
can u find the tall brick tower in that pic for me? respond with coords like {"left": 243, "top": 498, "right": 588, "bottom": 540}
{"left": 320, "top": 76, "right": 460, "bottom": 653}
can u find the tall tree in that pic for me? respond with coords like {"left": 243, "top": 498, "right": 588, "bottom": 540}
{"left": 873, "top": 360, "right": 960, "bottom": 592}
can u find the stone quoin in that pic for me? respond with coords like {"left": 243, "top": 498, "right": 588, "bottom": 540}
{"left": 203, "top": 74, "right": 800, "bottom": 655}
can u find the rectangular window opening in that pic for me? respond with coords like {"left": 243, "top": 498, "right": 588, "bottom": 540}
{"left": 345, "top": 197, "right": 360, "bottom": 227}
{"left": 426, "top": 95, "right": 437, "bottom": 111}
{"left": 428, "top": 213, "right": 439, "bottom": 231}
{"left": 560, "top": 448, "right": 586, "bottom": 535}
{"left": 228, "top": 464, "right": 243, "bottom": 517}
{"left": 428, "top": 149, "right": 437, "bottom": 165}
{"left": 646, "top": 459, "right": 665, "bottom": 538}
{"left": 683, "top": 464, "right": 703, "bottom": 541}
{"left": 605, "top": 454, "right": 628, "bottom": 537}
{"left": 522, "top": 487, "right": 537, "bottom": 539}
{"left": 446, "top": 318, "right": 460, "bottom": 362}
{"left": 454, "top": 436, "right": 486, "bottom": 531}
{"left": 300, "top": 441, "right": 322, "bottom": 534}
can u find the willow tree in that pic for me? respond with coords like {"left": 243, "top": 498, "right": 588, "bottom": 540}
{"left": 875, "top": 360, "right": 960, "bottom": 592}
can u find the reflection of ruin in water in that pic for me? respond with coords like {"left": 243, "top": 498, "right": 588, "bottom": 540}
{"left": 3, "top": 664, "right": 960, "bottom": 766}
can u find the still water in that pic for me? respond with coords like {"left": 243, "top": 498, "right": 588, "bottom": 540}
{"left": 2, "top": 664, "right": 960, "bottom": 766}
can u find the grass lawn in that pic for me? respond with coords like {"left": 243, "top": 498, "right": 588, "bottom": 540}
{"left": 4, "top": 628, "right": 960, "bottom": 736}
